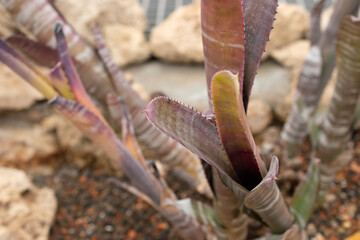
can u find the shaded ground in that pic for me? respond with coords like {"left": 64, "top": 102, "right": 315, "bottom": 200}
{"left": 33, "top": 167, "right": 207, "bottom": 240}
{"left": 32, "top": 132, "right": 360, "bottom": 240}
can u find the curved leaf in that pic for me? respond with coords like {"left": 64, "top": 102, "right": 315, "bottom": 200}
{"left": 93, "top": 24, "right": 208, "bottom": 193}
{"left": 50, "top": 96, "right": 162, "bottom": 204}
{"left": 201, "top": 0, "right": 245, "bottom": 109}
{"left": 0, "top": 0, "right": 114, "bottom": 105}
{"left": 212, "top": 70, "right": 264, "bottom": 190}
{"left": 49, "top": 62, "right": 74, "bottom": 100}
{"left": 0, "top": 41, "right": 56, "bottom": 100}
{"left": 290, "top": 159, "right": 319, "bottom": 229}
{"left": 245, "top": 156, "right": 294, "bottom": 233}
{"left": 309, "top": 0, "right": 326, "bottom": 45}
{"left": 145, "top": 97, "right": 237, "bottom": 181}
{"left": 316, "top": 16, "right": 360, "bottom": 163}
{"left": 242, "top": 0, "right": 278, "bottom": 110}
{"left": 54, "top": 23, "right": 105, "bottom": 122}
{"left": 107, "top": 93, "right": 146, "bottom": 166}
{"left": 6, "top": 35, "right": 59, "bottom": 68}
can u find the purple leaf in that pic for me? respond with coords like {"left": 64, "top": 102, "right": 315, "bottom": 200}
{"left": 54, "top": 23, "right": 104, "bottom": 122}
{"left": 94, "top": 24, "right": 208, "bottom": 191}
{"left": 245, "top": 156, "right": 294, "bottom": 233}
{"left": 50, "top": 96, "right": 163, "bottom": 204}
{"left": 145, "top": 97, "right": 238, "bottom": 181}
{"left": 309, "top": 0, "right": 326, "bottom": 45}
{"left": 6, "top": 35, "right": 59, "bottom": 68}
{"left": 1, "top": 0, "right": 114, "bottom": 105}
{"left": 201, "top": 0, "right": 245, "bottom": 109}
{"left": 107, "top": 93, "right": 146, "bottom": 166}
{"left": 212, "top": 71, "right": 265, "bottom": 190}
{"left": 0, "top": 40, "right": 57, "bottom": 100}
{"left": 242, "top": 0, "right": 278, "bottom": 111}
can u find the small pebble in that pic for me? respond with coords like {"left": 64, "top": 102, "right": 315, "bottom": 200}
{"left": 343, "top": 221, "right": 352, "bottom": 229}
{"left": 105, "top": 225, "right": 114, "bottom": 232}
{"left": 307, "top": 223, "right": 317, "bottom": 235}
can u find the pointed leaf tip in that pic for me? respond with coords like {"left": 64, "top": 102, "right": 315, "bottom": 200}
{"left": 54, "top": 23, "right": 105, "bottom": 122}
{"left": 54, "top": 21, "right": 63, "bottom": 34}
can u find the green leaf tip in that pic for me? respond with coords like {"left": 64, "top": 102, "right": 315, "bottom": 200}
{"left": 211, "top": 70, "right": 264, "bottom": 190}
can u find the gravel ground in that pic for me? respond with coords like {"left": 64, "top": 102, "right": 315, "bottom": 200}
{"left": 32, "top": 132, "right": 360, "bottom": 240}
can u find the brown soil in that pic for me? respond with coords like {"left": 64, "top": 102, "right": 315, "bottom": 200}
{"left": 29, "top": 131, "right": 360, "bottom": 240}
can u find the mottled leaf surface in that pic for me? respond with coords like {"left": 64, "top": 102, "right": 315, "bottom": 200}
{"left": 291, "top": 159, "right": 319, "bottom": 229}
{"left": 245, "top": 156, "right": 294, "bottom": 233}
{"left": 54, "top": 23, "right": 104, "bottom": 121}
{"left": 6, "top": 35, "right": 59, "bottom": 68}
{"left": 201, "top": 0, "right": 245, "bottom": 108}
{"left": 145, "top": 97, "right": 237, "bottom": 180}
{"left": 316, "top": 16, "right": 360, "bottom": 163}
{"left": 242, "top": 0, "right": 278, "bottom": 110}
{"left": 309, "top": 0, "right": 326, "bottom": 45}
{"left": 0, "top": 41, "right": 56, "bottom": 100}
{"left": 107, "top": 93, "right": 146, "bottom": 166}
{"left": 316, "top": 0, "right": 360, "bottom": 105}
{"left": 50, "top": 96, "right": 162, "bottom": 204}
{"left": 212, "top": 71, "right": 264, "bottom": 190}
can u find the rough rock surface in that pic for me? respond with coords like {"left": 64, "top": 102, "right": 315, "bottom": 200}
{"left": 0, "top": 167, "right": 57, "bottom": 240}
{"left": 55, "top": 0, "right": 147, "bottom": 35}
{"left": 271, "top": 40, "right": 310, "bottom": 68}
{"left": 0, "top": 4, "right": 14, "bottom": 37}
{"left": 0, "top": 64, "right": 43, "bottom": 111}
{"left": 247, "top": 99, "right": 273, "bottom": 135}
{"left": 251, "top": 61, "right": 292, "bottom": 110}
{"left": 265, "top": 3, "right": 309, "bottom": 54}
{"left": 0, "top": 125, "right": 57, "bottom": 166}
{"left": 104, "top": 24, "right": 151, "bottom": 67}
{"left": 55, "top": 0, "right": 150, "bottom": 66}
{"left": 41, "top": 114, "right": 111, "bottom": 171}
{"left": 150, "top": 1, "right": 203, "bottom": 63}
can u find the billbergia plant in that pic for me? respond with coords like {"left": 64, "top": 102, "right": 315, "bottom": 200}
{"left": 145, "top": 0, "right": 322, "bottom": 239}
{"left": 1, "top": 0, "right": 359, "bottom": 239}
{"left": 0, "top": 0, "right": 211, "bottom": 196}
{"left": 281, "top": 0, "right": 360, "bottom": 201}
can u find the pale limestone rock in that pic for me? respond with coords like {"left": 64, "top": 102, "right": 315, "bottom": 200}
{"left": 265, "top": 3, "right": 309, "bottom": 54}
{"left": 0, "top": 227, "right": 31, "bottom": 240}
{"left": 247, "top": 99, "right": 273, "bottom": 135}
{"left": 55, "top": 0, "right": 147, "bottom": 35}
{"left": 271, "top": 40, "right": 311, "bottom": 68}
{"left": 0, "top": 4, "right": 14, "bottom": 37}
{"left": 0, "top": 125, "right": 58, "bottom": 165}
{"left": 150, "top": 1, "right": 203, "bottom": 63}
{"left": 0, "top": 64, "right": 43, "bottom": 111}
{"left": 41, "top": 114, "right": 111, "bottom": 170}
{"left": 104, "top": 24, "right": 151, "bottom": 67}
{"left": 55, "top": 0, "right": 149, "bottom": 66}
{"left": 251, "top": 61, "right": 292, "bottom": 110}
{"left": 0, "top": 167, "right": 57, "bottom": 240}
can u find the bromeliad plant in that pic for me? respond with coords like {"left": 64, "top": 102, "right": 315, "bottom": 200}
{"left": 0, "top": 23, "right": 213, "bottom": 240}
{"left": 0, "top": 0, "right": 209, "bottom": 194}
{"left": 144, "top": 0, "right": 322, "bottom": 239}
{"left": 281, "top": 0, "right": 360, "bottom": 200}
{"left": 0, "top": 0, "right": 352, "bottom": 239}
